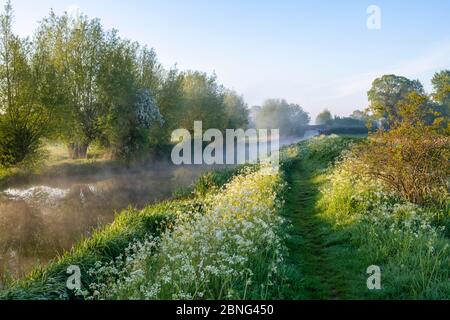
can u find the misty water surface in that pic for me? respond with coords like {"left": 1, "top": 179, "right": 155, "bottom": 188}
{"left": 0, "top": 163, "right": 215, "bottom": 282}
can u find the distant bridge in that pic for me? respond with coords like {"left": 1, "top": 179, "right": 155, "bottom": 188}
{"left": 305, "top": 125, "right": 329, "bottom": 135}
{"left": 305, "top": 125, "right": 328, "bottom": 131}
{"left": 304, "top": 124, "right": 369, "bottom": 135}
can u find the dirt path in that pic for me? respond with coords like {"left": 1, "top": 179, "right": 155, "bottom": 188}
{"left": 283, "top": 159, "right": 346, "bottom": 299}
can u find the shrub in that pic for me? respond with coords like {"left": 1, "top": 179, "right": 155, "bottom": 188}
{"left": 0, "top": 119, "right": 45, "bottom": 167}
{"left": 352, "top": 92, "right": 449, "bottom": 205}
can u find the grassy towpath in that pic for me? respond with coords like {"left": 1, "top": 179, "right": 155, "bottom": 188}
{"left": 282, "top": 157, "right": 353, "bottom": 300}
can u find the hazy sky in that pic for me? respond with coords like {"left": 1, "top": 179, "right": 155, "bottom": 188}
{"left": 3, "top": 0, "right": 450, "bottom": 120}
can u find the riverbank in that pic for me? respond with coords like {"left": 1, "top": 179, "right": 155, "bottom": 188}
{"left": 0, "top": 165, "right": 241, "bottom": 298}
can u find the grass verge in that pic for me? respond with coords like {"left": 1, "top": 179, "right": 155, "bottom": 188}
{"left": 281, "top": 135, "right": 449, "bottom": 299}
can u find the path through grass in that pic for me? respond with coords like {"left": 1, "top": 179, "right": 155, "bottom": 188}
{"left": 282, "top": 154, "right": 363, "bottom": 300}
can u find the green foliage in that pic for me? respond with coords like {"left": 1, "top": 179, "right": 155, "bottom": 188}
{"left": 0, "top": 200, "right": 203, "bottom": 299}
{"left": 151, "top": 68, "right": 184, "bottom": 145}
{"left": 432, "top": 70, "right": 450, "bottom": 105}
{"left": 0, "top": 121, "right": 45, "bottom": 167}
{"left": 315, "top": 109, "right": 370, "bottom": 135}
{"left": 278, "top": 137, "right": 361, "bottom": 299}
{"left": 0, "top": 1, "right": 50, "bottom": 166}
{"left": 1, "top": 3, "right": 252, "bottom": 164}
{"left": 367, "top": 74, "right": 425, "bottom": 123}
{"left": 328, "top": 116, "right": 366, "bottom": 129}
{"left": 34, "top": 12, "right": 106, "bottom": 157}
{"left": 179, "top": 71, "right": 228, "bottom": 132}
{"left": 353, "top": 92, "right": 449, "bottom": 205}
{"left": 300, "top": 135, "right": 361, "bottom": 167}
{"left": 3, "top": 135, "right": 448, "bottom": 300}
{"left": 104, "top": 88, "right": 164, "bottom": 162}
{"left": 192, "top": 165, "right": 255, "bottom": 197}
{"left": 1, "top": 1, "right": 449, "bottom": 302}
{"left": 281, "top": 136, "right": 449, "bottom": 300}
{"left": 96, "top": 33, "right": 163, "bottom": 161}
{"left": 223, "top": 90, "right": 249, "bottom": 129}
{"left": 79, "top": 165, "right": 286, "bottom": 300}
{"left": 431, "top": 70, "right": 450, "bottom": 126}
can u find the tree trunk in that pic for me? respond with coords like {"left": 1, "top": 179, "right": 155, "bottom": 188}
{"left": 67, "top": 143, "right": 89, "bottom": 159}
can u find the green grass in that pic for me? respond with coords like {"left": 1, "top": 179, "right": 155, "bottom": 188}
{"left": 0, "top": 200, "right": 198, "bottom": 299}
{"left": 280, "top": 136, "right": 366, "bottom": 299}
{"left": 280, "top": 135, "right": 449, "bottom": 300}
{"left": 283, "top": 160, "right": 345, "bottom": 299}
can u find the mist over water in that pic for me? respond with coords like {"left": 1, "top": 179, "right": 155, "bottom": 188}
{"left": 0, "top": 131, "right": 318, "bottom": 283}
{"left": 0, "top": 163, "right": 214, "bottom": 282}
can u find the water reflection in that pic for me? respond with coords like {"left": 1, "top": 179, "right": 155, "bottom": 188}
{"left": 0, "top": 164, "right": 211, "bottom": 281}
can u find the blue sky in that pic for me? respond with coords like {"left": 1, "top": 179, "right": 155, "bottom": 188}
{"left": 3, "top": 0, "right": 450, "bottom": 120}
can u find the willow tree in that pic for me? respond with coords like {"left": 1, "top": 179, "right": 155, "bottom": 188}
{"left": 0, "top": 1, "right": 50, "bottom": 166}
{"left": 35, "top": 11, "right": 105, "bottom": 159}
{"left": 136, "top": 47, "right": 163, "bottom": 94}
{"left": 150, "top": 67, "right": 184, "bottom": 146}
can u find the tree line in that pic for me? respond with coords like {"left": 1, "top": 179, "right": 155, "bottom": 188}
{"left": 316, "top": 72, "right": 450, "bottom": 130}
{"left": 0, "top": 2, "right": 250, "bottom": 166}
